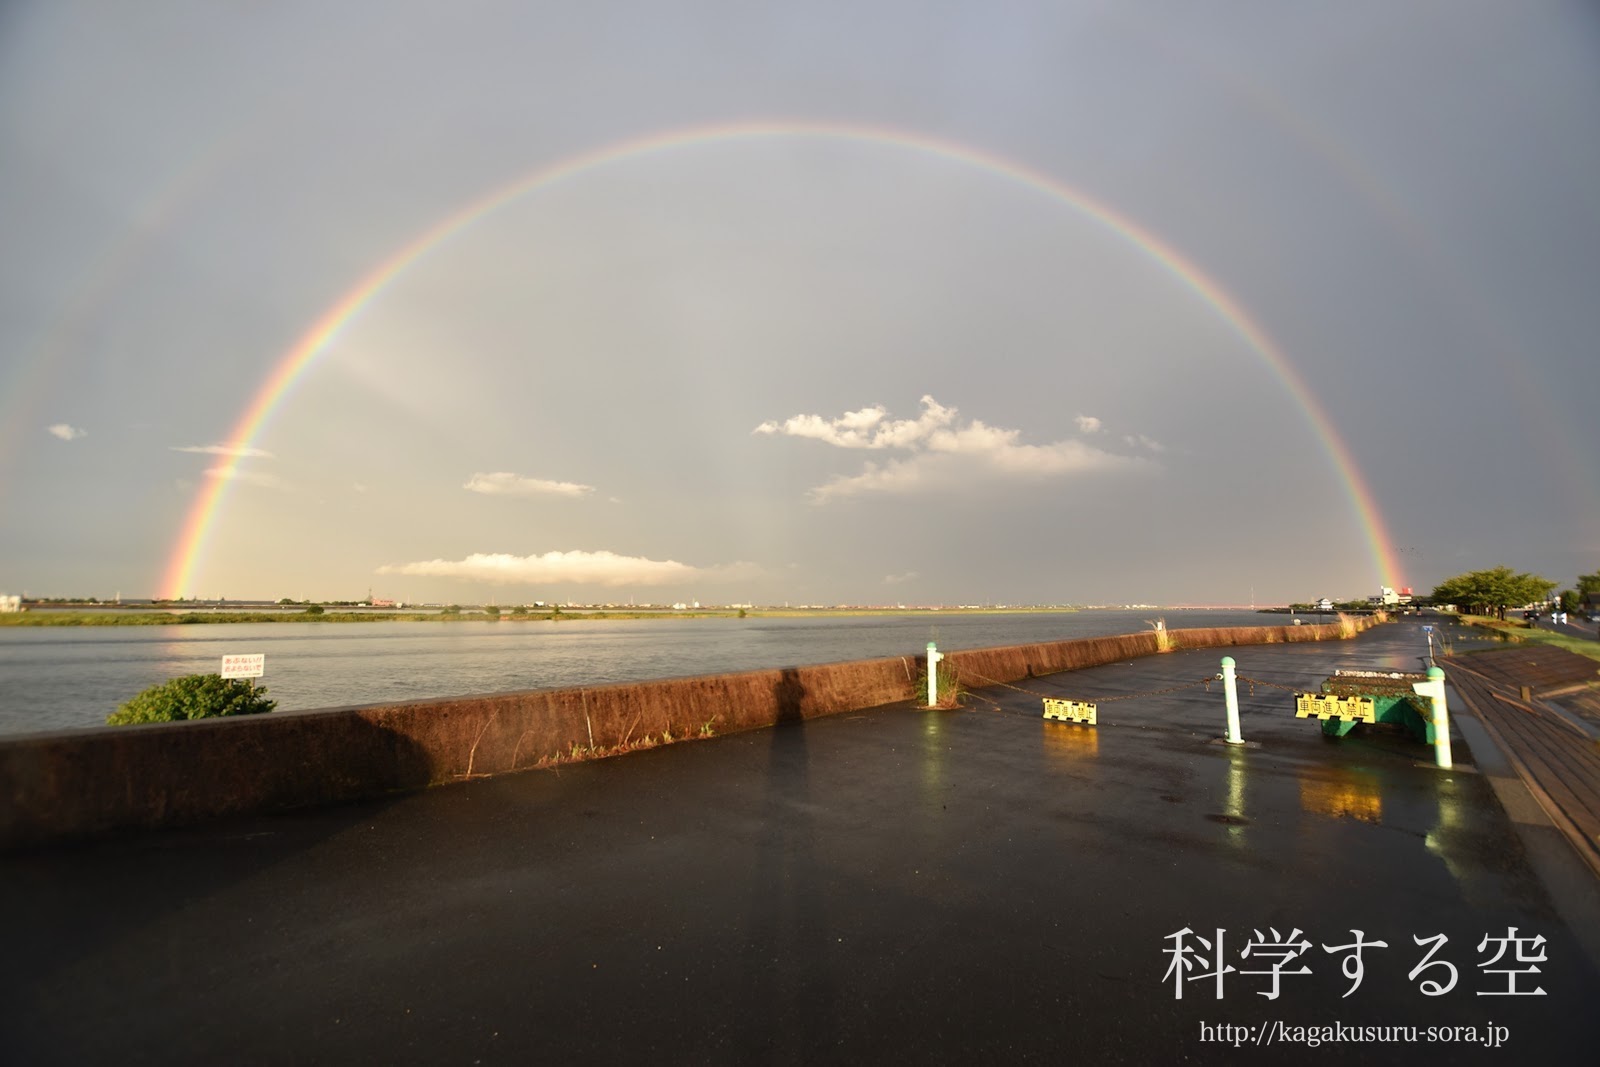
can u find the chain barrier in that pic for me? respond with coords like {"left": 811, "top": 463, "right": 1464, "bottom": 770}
{"left": 1233, "top": 674, "right": 1309, "bottom": 696}
{"left": 947, "top": 664, "right": 1333, "bottom": 727}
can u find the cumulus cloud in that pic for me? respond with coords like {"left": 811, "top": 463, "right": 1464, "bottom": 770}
{"left": 48, "top": 424, "right": 86, "bottom": 441}
{"left": 1075, "top": 415, "right": 1102, "bottom": 433}
{"left": 883, "top": 571, "right": 919, "bottom": 584}
{"left": 377, "top": 550, "right": 759, "bottom": 587}
{"left": 754, "top": 397, "right": 957, "bottom": 449}
{"left": 1124, "top": 434, "right": 1165, "bottom": 452}
{"left": 172, "top": 444, "right": 274, "bottom": 458}
{"left": 757, "top": 395, "right": 1155, "bottom": 502}
{"left": 464, "top": 472, "right": 595, "bottom": 497}
{"left": 203, "top": 465, "right": 288, "bottom": 490}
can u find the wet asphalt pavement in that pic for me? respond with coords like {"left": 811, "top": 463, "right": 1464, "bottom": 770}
{"left": 3, "top": 619, "right": 1596, "bottom": 1064}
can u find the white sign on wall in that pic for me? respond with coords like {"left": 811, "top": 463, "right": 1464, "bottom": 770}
{"left": 221, "top": 653, "right": 265, "bottom": 679}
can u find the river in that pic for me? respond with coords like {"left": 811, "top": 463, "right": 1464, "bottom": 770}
{"left": 0, "top": 609, "right": 1294, "bottom": 735}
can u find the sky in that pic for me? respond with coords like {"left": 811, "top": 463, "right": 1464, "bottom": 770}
{"left": 2, "top": 1, "right": 1597, "bottom": 607}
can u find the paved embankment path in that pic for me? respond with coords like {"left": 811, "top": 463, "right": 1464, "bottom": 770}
{"left": 1438, "top": 645, "right": 1600, "bottom": 879}
{"left": 2, "top": 619, "right": 1595, "bottom": 1064}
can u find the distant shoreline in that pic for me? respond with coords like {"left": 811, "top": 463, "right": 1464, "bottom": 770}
{"left": 0, "top": 606, "right": 1086, "bottom": 627}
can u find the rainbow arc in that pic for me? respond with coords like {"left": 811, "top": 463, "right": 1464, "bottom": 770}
{"left": 159, "top": 120, "right": 1402, "bottom": 599}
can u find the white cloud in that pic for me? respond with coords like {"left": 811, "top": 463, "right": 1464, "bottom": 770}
{"left": 758, "top": 395, "right": 1155, "bottom": 502}
{"left": 353, "top": 482, "right": 369, "bottom": 494}
{"left": 171, "top": 444, "right": 275, "bottom": 458}
{"left": 48, "top": 424, "right": 86, "bottom": 441}
{"left": 203, "top": 465, "right": 288, "bottom": 490}
{"left": 464, "top": 472, "right": 595, "bottom": 497}
{"left": 376, "top": 550, "right": 760, "bottom": 587}
{"left": 754, "top": 396, "right": 956, "bottom": 449}
{"left": 1124, "top": 434, "right": 1165, "bottom": 452}
{"left": 883, "top": 571, "right": 919, "bottom": 584}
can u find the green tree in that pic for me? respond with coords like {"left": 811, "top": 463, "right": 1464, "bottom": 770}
{"left": 483, "top": 604, "right": 501, "bottom": 617}
{"left": 1431, "top": 566, "right": 1555, "bottom": 619}
{"left": 107, "top": 674, "right": 275, "bottom": 725}
{"left": 1577, "top": 571, "right": 1600, "bottom": 597}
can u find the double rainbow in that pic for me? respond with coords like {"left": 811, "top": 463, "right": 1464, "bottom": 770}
{"left": 159, "top": 119, "right": 1401, "bottom": 599}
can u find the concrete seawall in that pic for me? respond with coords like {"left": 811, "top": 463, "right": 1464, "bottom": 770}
{"left": 0, "top": 617, "right": 1377, "bottom": 848}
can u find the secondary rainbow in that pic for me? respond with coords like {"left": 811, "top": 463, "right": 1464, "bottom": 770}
{"left": 160, "top": 119, "right": 1403, "bottom": 599}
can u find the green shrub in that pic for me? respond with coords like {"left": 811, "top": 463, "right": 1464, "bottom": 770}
{"left": 107, "top": 674, "right": 276, "bottom": 725}
{"left": 302, "top": 604, "right": 324, "bottom": 615}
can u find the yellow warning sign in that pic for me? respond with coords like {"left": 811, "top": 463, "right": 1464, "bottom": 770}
{"left": 1295, "top": 693, "right": 1375, "bottom": 722}
{"left": 1043, "top": 698, "right": 1097, "bottom": 725}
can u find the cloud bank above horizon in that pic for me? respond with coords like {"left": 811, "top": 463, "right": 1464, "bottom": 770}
{"left": 376, "top": 550, "right": 760, "bottom": 587}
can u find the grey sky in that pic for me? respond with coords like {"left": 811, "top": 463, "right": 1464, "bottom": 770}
{"left": 2, "top": 1, "right": 1597, "bottom": 606}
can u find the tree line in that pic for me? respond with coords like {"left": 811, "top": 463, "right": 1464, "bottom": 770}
{"left": 1430, "top": 566, "right": 1599, "bottom": 619}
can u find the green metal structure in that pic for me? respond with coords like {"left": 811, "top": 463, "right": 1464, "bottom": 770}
{"left": 1296, "top": 668, "right": 1436, "bottom": 743}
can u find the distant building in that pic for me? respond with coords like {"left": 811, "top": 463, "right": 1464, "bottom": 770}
{"left": 1315, "top": 598, "right": 1334, "bottom": 612}
{"left": 0, "top": 594, "right": 21, "bottom": 613}
{"left": 1368, "top": 586, "right": 1413, "bottom": 607}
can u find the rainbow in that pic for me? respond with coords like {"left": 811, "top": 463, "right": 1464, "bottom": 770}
{"left": 159, "top": 119, "right": 1403, "bottom": 598}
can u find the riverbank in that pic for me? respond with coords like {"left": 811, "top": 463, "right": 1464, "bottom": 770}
{"left": 0, "top": 614, "right": 1379, "bottom": 847}
{"left": 1457, "top": 613, "right": 1600, "bottom": 663}
{"left": 0, "top": 605, "right": 1085, "bottom": 627}
{"left": 13, "top": 616, "right": 1596, "bottom": 1067}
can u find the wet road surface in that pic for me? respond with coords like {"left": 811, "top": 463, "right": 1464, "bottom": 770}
{"left": 3, "top": 619, "right": 1595, "bottom": 1063}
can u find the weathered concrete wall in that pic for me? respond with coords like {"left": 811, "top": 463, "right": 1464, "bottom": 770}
{"left": 0, "top": 617, "right": 1378, "bottom": 848}
{"left": 943, "top": 617, "right": 1376, "bottom": 683}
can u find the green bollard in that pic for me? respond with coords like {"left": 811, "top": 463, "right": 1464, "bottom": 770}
{"left": 1412, "top": 666, "right": 1452, "bottom": 769}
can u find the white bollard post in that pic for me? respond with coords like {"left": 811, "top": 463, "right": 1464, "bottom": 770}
{"left": 1221, "top": 656, "right": 1243, "bottom": 744}
{"left": 1412, "top": 666, "right": 1452, "bottom": 770}
{"left": 926, "top": 641, "right": 943, "bottom": 707}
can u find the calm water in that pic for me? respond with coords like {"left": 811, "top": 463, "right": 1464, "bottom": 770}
{"left": 0, "top": 609, "right": 1288, "bottom": 735}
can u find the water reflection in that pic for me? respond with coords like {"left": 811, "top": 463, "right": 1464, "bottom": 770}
{"left": 1424, "top": 777, "right": 1472, "bottom": 887}
{"left": 921, "top": 711, "right": 947, "bottom": 799}
{"left": 1298, "top": 768, "right": 1384, "bottom": 825}
{"left": 1041, "top": 722, "right": 1099, "bottom": 765}
{"left": 1289, "top": 760, "right": 1475, "bottom": 894}
{"left": 1222, "top": 745, "right": 1248, "bottom": 848}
